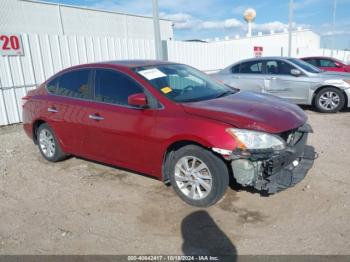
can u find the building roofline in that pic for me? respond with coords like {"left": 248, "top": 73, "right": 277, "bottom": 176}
{"left": 211, "top": 29, "right": 319, "bottom": 43}
{"left": 19, "top": 0, "right": 172, "bottom": 22}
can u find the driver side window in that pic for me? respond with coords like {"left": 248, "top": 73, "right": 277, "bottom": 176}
{"left": 320, "top": 59, "right": 336, "bottom": 67}
{"left": 94, "top": 69, "right": 144, "bottom": 106}
{"left": 266, "top": 60, "right": 296, "bottom": 75}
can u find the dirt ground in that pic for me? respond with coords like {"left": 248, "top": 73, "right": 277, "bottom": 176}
{"left": 0, "top": 107, "right": 350, "bottom": 256}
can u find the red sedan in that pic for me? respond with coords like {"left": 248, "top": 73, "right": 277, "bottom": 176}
{"left": 301, "top": 56, "right": 350, "bottom": 72}
{"left": 22, "top": 60, "right": 315, "bottom": 207}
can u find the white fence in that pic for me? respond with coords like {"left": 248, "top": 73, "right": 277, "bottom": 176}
{"left": 1, "top": 33, "right": 350, "bottom": 126}
{"left": 166, "top": 40, "right": 292, "bottom": 72}
{"left": 298, "top": 47, "right": 350, "bottom": 62}
{"left": 0, "top": 33, "right": 156, "bottom": 126}
{"left": 166, "top": 40, "right": 350, "bottom": 72}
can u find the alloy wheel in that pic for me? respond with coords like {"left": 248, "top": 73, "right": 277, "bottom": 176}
{"left": 319, "top": 91, "right": 340, "bottom": 111}
{"left": 39, "top": 129, "right": 56, "bottom": 158}
{"left": 174, "top": 156, "right": 212, "bottom": 200}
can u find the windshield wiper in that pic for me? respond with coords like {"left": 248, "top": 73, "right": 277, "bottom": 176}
{"left": 215, "top": 90, "right": 233, "bottom": 99}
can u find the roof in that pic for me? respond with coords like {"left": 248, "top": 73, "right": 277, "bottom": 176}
{"left": 20, "top": 0, "right": 172, "bottom": 22}
{"left": 300, "top": 56, "right": 337, "bottom": 59}
{"left": 249, "top": 56, "right": 294, "bottom": 60}
{"left": 233, "top": 56, "right": 295, "bottom": 64}
{"left": 104, "top": 60, "right": 176, "bottom": 68}
{"left": 64, "top": 60, "right": 177, "bottom": 72}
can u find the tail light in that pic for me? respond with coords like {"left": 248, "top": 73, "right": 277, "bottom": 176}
{"left": 21, "top": 95, "right": 29, "bottom": 107}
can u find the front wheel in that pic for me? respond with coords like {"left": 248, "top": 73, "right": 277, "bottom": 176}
{"left": 315, "top": 87, "right": 345, "bottom": 113}
{"left": 168, "top": 145, "right": 229, "bottom": 207}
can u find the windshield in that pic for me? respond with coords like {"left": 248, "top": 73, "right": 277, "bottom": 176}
{"left": 288, "top": 58, "right": 322, "bottom": 73}
{"left": 134, "top": 64, "right": 236, "bottom": 103}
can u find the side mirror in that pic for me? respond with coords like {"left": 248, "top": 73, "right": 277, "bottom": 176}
{"left": 128, "top": 93, "right": 148, "bottom": 108}
{"left": 335, "top": 62, "right": 343, "bottom": 68}
{"left": 291, "top": 69, "right": 302, "bottom": 76}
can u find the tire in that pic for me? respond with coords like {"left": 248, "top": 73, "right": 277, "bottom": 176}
{"left": 315, "top": 87, "right": 345, "bottom": 113}
{"left": 168, "top": 145, "right": 229, "bottom": 207}
{"left": 37, "top": 123, "right": 67, "bottom": 162}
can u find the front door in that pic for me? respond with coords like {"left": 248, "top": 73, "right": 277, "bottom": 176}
{"left": 319, "top": 58, "right": 344, "bottom": 72}
{"left": 84, "top": 68, "right": 158, "bottom": 174}
{"left": 264, "top": 60, "right": 311, "bottom": 104}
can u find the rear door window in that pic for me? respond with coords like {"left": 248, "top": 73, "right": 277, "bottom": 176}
{"left": 46, "top": 77, "right": 59, "bottom": 94}
{"left": 94, "top": 69, "right": 144, "bottom": 106}
{"left": 304, "top": 59, "right": 319, "bottom": 67}
{"left": 56, "top": 69, "right": 92, "bottom": 99}
{"left": 239, "top": 61, "right": 263, "bottom": 74}
{"left": 231, "top": 65, "right": 240, "bottom": 73}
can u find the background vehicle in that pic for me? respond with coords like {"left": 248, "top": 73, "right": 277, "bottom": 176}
{"left": 213, "top": 57, "right": 350, "bottom": 113}
{"left": 23, "top": 60, "right": 315, "bottom": 207}
{"left": 301, "top": 56, "right": 350, "bottom": 72}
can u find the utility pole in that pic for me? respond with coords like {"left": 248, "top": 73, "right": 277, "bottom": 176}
{"left": 288, "top": 0, "right": 293, "bottom": 57}
{"left": 152, "top": 0, "right": 162, "bottom": 60}
{"left": 331, "top": 0, "right": 337, "bottom": 57}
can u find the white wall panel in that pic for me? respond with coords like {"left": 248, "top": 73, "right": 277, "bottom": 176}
{"left": 167, "top": 38, "right": 350, "bottom": 72}
{"left": 0, "top": 33, "right": 157, "bottom": 126}
{"left": 0, "top": 0, "right": 173, "bottom": 40}
{"left": 1, "top": 32, "right": 350, "bottom": 126}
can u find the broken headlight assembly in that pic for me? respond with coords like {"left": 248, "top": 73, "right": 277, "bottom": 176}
{"left": 226, "top": 128, "right": 286, "bottom": 152}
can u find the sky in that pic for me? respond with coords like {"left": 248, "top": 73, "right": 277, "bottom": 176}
{"left": 46, "top": 0, "right": 350, "bottom": 49}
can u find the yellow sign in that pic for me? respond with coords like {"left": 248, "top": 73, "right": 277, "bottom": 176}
{"left": 161, "top": 87, "right": 172, "bottom": 94}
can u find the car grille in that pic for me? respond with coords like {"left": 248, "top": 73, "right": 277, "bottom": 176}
{"left": 265, "top": 130, "right": 307, "bottom": 176}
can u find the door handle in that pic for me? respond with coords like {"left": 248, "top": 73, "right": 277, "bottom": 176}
{"left": 266, "top": 76, "right": 278, "bottom": 80}
{"left": 48, "top": 107, "right": 58, "bottom": 113}
{"left": 233, "top": 75, "right": 240, "bottom": 79}
{"left": 89, "top": 114, "right": 104, "bottom": 121}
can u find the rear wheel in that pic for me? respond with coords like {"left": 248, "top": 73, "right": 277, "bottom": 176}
{"left": 37, "top": 123, "right": 67, "bottom": 162}
{"left": 168, "top": 145, "right": 229, "bottom": 207}
{"left": 315, "top": 87, "right": 345, "bottom": 113}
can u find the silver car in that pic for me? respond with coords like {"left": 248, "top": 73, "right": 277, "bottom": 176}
{"left": 213, "top": 57, "right": 350, "bottom": 113}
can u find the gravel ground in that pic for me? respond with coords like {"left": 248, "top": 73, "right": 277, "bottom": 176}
{"left": 0, "top": 108, "right": 349, "bottom": 255}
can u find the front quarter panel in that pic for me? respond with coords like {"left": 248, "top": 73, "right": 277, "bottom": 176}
{"left": 345, "top": 88, "right": 350, "bottom": 107}
{"left": 150, "top": 108, "right": 238, "bottom": 177}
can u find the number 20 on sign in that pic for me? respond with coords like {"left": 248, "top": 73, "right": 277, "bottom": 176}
{"left": 0, "top": 34, "right": 24, "bottom": 56}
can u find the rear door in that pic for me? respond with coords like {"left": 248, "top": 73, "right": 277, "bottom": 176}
{"left": 264, "top": 59, "right": 311, "bottom": 104}
{"left": 44, "top": 69, "right": 93, "bottom": 155}
{"left": 84, "top": 68, "right": 158, "bottom": 173}
{"left": 227, "top": 60, "right": 265, "bottom": 92}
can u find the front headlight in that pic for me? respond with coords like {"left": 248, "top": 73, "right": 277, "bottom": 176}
{"left": 226, "top": 128, "right": 286, "bottom": 151}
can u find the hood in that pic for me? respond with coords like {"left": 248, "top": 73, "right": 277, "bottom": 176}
{"left": 182, "top": 91, "right": 307, "bottom": 133}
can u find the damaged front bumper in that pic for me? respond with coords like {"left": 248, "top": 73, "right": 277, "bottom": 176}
{"left": 228, "top": 124, "right": 316, "bottom": 193}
